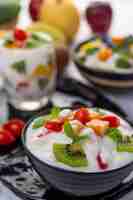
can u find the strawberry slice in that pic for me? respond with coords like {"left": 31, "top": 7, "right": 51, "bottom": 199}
{"left": 74, "top": 108, "right": 90, "bottom": 124}
{"left": 14, "top": 28, "right": 28, "bottom": 41}
{"left": 45, "top": 121, "right": 63, "bottom": 132}
{"left": 102, "top": 115, "right": 120, "bottom": 128}
{"left": 3, "top": 119, "right": 25, "bottom": 138}
{"left": 97, "top": 153, "right": 108, "bottom": 170}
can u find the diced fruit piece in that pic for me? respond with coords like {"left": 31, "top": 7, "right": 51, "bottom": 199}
{"left": 86, "top": 2, "right": 112, "bottom": 34}
{"left": 70, "top": 120, "right": 83, "bottom": 135}
{"left": 16, "top": 81, "right": 30, "bottom": 89}
{"left": 4, "top": 41, "right": 17, "bottom": 48}
{"left": 89, "top": 110, "right": 103, "bottom": 120}
{"left": 102, "top": 115, "right": 120, "bottom": 128}
{"left": 0, "top": 31, "right": 6, "bottom": 38}
{"left": 53, "top": 143, "right": 88, "bottom": 167}
{"left": 32, "top": 64, "right": 50, "bottom": 77}
{"left": 3, "top": 119, "right": 25, "bottom": 138}
{"left": 107, "top": 128, "right": 122, "bottom": 143}
{"left": 45, "top": 121, "right": 63, "bottom": 132}
{"left": 80, "top": 40, "right": 101, "bottom": 53}
{"left": 74, "top": 108, "right": 90, "bottom": 124}
{"left": 97, "top": 48, "right": 112, "bottom": 61}
{"left": 0, "top": 129, "right": 15, "bottom": 145}
{"left": 11, "top": 60, "right": 26, "bottom": 74}
{"left": 97, "top": 153, "right": 108, "bottom": 170}
{"left": 112, "top": 36, "right": 124, "bottom": 46}
{"left": 14, "top": 28, "right": 28, "bottom": 41}
{"left": 87, "top": 119, "right": 109, "bottom": 136}
{"left": 117, "top": 144, "right": 133, "bottom": 153}
{"left": 115, "top": 57, "right": 131, "bottom": 69}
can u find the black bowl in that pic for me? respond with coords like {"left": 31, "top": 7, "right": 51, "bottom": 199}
{"left": 74, "top": 37, "right": 133, "bottom": 88}
{"left": 22, "top": 107, "right": 133, "bottom": 196}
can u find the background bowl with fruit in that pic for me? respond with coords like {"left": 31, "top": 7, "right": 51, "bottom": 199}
{"left": 74, "top": 35, "right": 133, "bottom": 88}
{"left": 22, "top": 106, "right": 133, "bottom": 196}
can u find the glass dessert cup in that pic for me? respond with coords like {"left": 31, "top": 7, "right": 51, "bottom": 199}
{"left": 0, "top": 43, "right": 57, "bottom": 111}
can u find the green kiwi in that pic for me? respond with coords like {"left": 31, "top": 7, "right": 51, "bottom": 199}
{"left": 53, "top": 143, "right": 88, "bottom": 167}
{"left": 0, "top": 0, "right": 20, "bottom": 25}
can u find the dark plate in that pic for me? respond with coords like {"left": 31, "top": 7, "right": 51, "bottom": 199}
{"left": 74, "top": 37, "right": 133, "bottom": 88}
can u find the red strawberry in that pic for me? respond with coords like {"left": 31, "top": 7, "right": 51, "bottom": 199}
{"left": 0, "top": 129, "right": 16, "bottom": 145}
{"left": 74, "top": 108, "right": 90, "bottom": 124}
{"left": 14, "top": 28, "right": 28, "bottom": 41}
{"left": 102, "top": 115, "right": 120, "bottom": 128}
{"left": 3, "top": 119, "right": 25, "bottom": 138}
{"left": 45, "top": 121, "right": 63, "bottom": 132}
{"left": 97, "top": 153, "right": 108, "bottom": 170}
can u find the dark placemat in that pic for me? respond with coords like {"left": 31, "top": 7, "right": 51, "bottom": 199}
{"left": 0, "top": 77, "right": 133, "bottom": 200}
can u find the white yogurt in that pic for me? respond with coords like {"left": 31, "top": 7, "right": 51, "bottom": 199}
{"left": 26, "top": 108, "right": 133, "bottom": 172}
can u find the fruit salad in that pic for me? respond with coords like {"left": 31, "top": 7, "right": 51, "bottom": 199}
{"left": 76, "top": 36, "right": 133, "bottom": 73}
{"left": 0, "top": 28, "right": 56, "bottom": 110}
{"left": 1, "top": 28, "right": 53, "bottom": 49}
{"left": 26, "top": 107, "right": 133, "bottom": 172}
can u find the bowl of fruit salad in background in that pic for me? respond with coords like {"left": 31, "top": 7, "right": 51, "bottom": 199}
{"left": 0, "top": 28, "right": 57, "bottom": 111}
{"left": 22, "top": 106, "right": 133, "bottom": 196}
{"left": 74, "top": 35, "right": 133, "bottom": 88}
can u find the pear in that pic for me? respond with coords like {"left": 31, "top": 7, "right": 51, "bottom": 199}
{"left": 39, "top": 0, "right": 80, "bottom": 43}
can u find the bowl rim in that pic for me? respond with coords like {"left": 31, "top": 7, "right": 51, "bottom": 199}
{"left": 22, "top": 107, "right": 133, "bottom": 175}
{"left": 73, "top": 36, "right": 133, "bottom": 75}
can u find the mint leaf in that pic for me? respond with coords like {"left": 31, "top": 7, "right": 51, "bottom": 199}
{"left": 11, "top": 60, "right": 26, "bottom": 74}
{"left": 107, "top": 128, "right": 122, "bottom": 143}
{"left": 51, "top": 106, "right": 61, "bottom": 119}
{"left": 64, "top": 122, "right": 77, "bottom": 140}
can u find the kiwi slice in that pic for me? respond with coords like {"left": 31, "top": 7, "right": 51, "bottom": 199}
{"left": 115, "top": 57, "right": 131, "bottom": 69}
{"left": 0, "top": 0, "right": 20, "bottom": 25}
{"left": 53, "top": 143, "right": 88, "bottom": 167}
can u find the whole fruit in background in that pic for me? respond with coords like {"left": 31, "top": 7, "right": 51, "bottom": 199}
{"left": 29, "top": 0, "right": 43, "bottom": 21}
{"left": 29, "top": 0, "right": 80, "bottom": 43}
{"left": 0, "top": 0, "right": 20, "bottom": 29}
{"left": 86, "top": 1, "right": 113, "bottom": 35}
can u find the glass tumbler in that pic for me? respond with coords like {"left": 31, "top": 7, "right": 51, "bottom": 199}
{"left": 0, "top": 43, "right": 56, "bottom": 111}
